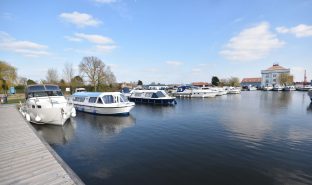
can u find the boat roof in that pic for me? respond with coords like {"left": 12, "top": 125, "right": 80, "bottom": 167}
{"left": 26, "top": 84, "right": 60, "bottom": 93}
{"left": 72, "top": 92, "right": 122, "bottom": 97}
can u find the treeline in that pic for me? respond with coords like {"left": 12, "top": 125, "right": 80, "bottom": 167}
{"left": 211, "top": 76, "right": 240, "bottom": 87}
{"left": 0, "top": 56, "right": 120, "bottom": 94}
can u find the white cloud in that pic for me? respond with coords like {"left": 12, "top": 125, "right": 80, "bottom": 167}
{"left": 59, "top": 11, "right": 102, "bottom": 28}
{"left": 276, "top": 24, "right": 312, "bottom": 38}
{"left": 95, "top": 45, "right": 116, "bottom": 53}
{"left": 220, "top": 22, "right": 284, "bottom": 61}
{"left": 64, "top": 36, "right": 82, "bottom": 42}
{"left": 0, "top": 31, "right": 50, "bottom": 57}
{"left": 94, "top": 0, "right": 117, "bottom": 3}
{"left": 166, "top": 60, "right": 183, "bottom": 66}
{"left": 73, "top": 33, "right": 114, "bottom": 44}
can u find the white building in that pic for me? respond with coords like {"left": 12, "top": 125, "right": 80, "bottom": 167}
{"left": 261, "top": 64, "right": 290, "bottom": 87}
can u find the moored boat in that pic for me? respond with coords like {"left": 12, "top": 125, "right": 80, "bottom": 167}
{"left": 72, "top": 92, "right": 135, "bottom": 115}
{"left": 227, "top": 87, "right": 241, "bottom": 94}
{"left": 272, "top": 85, "right": 284, "bottom": 91}
{"left": 173, "top": 86, "right": 193, "bottom": 97}
{"left": 296, "top": 85, "right": 312, "bottom": 91}
{"left": 191, "top": 87, "right": 218, "bottom": 98}
{"left": 19, "top": 84, "right": 76, "bottom": 126}
{"left": 284, "top": 85, "right": 296, "bottom": 91}
{"left": 263, "top": 85, "right": 273, "bottom": 91}
{"left": 308, "top": 90, "right": 312, "bottom": 101}
{"left": 129, "top": 90, "right": 177, "bottom": 105}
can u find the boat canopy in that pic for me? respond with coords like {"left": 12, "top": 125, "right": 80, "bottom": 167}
{"left": 26, "top": 85, "right": 63, "bottom": 99}
{"left": 72, "top": 92, "right": 102, "bottom": 97}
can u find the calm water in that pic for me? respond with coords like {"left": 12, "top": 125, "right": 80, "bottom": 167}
{"left": 33, "top": 91, "right": 312, "bottom": 185}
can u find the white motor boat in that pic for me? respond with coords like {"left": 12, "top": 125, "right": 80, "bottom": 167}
{"left": 72, "top": 92, "right": 135, "bottom": 115}
{"left": 129, "top": 90, "right": 177, "bottom": 105}
{"left": 248, "top": 86, "right": 257, "bottom": 91}
{"left": 263, "top": 85, "right": 273, "bottom": 91}
{"left": 296, "top": 85, "right": 312, "bottom": 91}
{"left": 174, "top": 86, "right": 193, "bottom": 97}
{"left": 308, "top": 90, "right": 312, "bottom": 101}
{"left": 19, "top": 84, "right": 76, "bottom": 126}
{"left": 273, "top": 85, "right": 284, "bottom": 91}
{"left": 211, "top": 87, "right": 227, "bottom": 96}
{"left": 227, "top": 87, "right": 241, "bottom": 94}
{"left": 191, "top": 87, "right": 218, "bottom": 98}
{"left": 284, "top": 86, "right": 296, "bottom": 91}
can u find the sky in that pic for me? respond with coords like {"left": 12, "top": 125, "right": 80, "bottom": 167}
{"left": 0, "top": 0, "right": 312, "bottom": 84}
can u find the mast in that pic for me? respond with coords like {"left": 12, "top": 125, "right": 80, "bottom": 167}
{"left": 304, "top": 70, "right": 307, "bottom": 85}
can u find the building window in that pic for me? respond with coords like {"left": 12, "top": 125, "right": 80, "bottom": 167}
{"left": 273, "top": 74, "right": 277, "bottom": 78}
{"left": 265, "top": 80, "right": 269, "bottom": 83}
{"left": 273, "top": 79, "right": 276, "bottom": 82}
{"left": 266, "top": 74, "right": 269, "bottom": 78}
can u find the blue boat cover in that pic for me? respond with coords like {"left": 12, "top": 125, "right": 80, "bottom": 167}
{"left": 72, "top": 92, "right": 102, "bottom": 97}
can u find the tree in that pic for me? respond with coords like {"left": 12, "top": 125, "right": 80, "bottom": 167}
{"left": 79, "top": 56, "right": 116, "bottom": 91}
{"left": 137, "top": 80, "right": 143, "bottom": 85}
{"left": 18, "top": 77, "right": 27, "bottom": 86}
{"left": 27, "top": 79, "right": 37, "bottom": 85}
{"left": 71, "top": 75, "right": 84, "bottom": 87}
{"left": 63, "top": 63, "right": 74, "bottom": 85}
{"left": 278, "top": 73, "right": 293, "bottom": 86}
{"left": 0, "top": 61, "right": 17, "bottom": 88}
{"left": 211, "top": 76, "right": 220, "bottom": 86}
{"left": 46, "top": 68, "right": 59, "bottom": 84}
{"left": 228, "top": 77, "right": 240, "bottom": 87}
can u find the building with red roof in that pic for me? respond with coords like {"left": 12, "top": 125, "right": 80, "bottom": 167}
{"left": 241, "top": 78, "right": 262, "bottom": 87}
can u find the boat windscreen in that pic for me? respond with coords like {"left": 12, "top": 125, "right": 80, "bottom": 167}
{"left": 45, "top": 85, "right": 60, "bottom": 91}
{"left": 120, "top": 94, "right": 129, "bottom": 102}
{"left": 28, "top": 85, "right": 46, "bottom": 92}
{"left": 156, "top": 91, "right": 166, "bottom": 97}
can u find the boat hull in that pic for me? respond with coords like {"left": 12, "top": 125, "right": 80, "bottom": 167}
{"left": 21, "top": 106, "right": 75, "bottom": 126}
{"left": 74, "top": 103, "right": 135, "bottom": 115}
{"left": 308, "top": 91, "right": 312, "bottom": 101}
{"left": 128, "top": 97, "right": 177, "bottom": 105}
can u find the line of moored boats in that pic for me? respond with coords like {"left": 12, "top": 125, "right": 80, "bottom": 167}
{"left": 18, "top": 84, "right": 312, "bottom": 126}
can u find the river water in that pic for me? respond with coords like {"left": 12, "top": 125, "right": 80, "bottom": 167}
{"left": 33, "top": 91, "right": 312, "bottom": 185}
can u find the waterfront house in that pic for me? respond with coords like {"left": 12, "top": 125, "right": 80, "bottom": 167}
{"left": 241, "top": 78, "right": 262, "bottom": 88}
{"left": 261, "top": 64, "right": 291, "bottom": 87}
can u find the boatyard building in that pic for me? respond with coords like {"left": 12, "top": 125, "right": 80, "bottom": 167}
{"left": 261, "top": 64, "right": 291, "bottom": 87}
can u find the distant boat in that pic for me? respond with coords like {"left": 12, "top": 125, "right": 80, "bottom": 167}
{"left": 72, "top": 92, "right": 135, "bottom": 115}
{"left": 308, "top": 90, "right": 312, "bottom": 101}
{"left": 272, "top": 85, "right": 284, "bottom": 91}
{"left": 227, "top": 87, "right": 241, "bottom": 94}
{"left": 174, "top": 86, "right": 193, "bottom": 97}
{"left": 284, "top": 85, "right": 296, "bottom": 91}
{"left": 191, "top": 87, "right": 218, "bottom": 98}
{"left": 19, "top": 84, "right": 76, "bottom": 126}
{"left": 129, "top": 90, "right": 177, "bottom": 105}
{"left": 296, "top": 85, "right": 312, "bottom": 91}
{"left": 263, "top": 85, "right": 273, "bottom": 91}
{"left": 247, "top": 86, "right": 257, "bottom": 91}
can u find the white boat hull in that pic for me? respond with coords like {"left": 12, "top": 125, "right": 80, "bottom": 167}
{"left": 191, "top": 92, "right": 217, "bottom": 98}
{"left": 74, "top": 103, "right": 135, "bottom": 115}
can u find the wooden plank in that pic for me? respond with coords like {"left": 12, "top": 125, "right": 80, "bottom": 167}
{"left": 0, "top": 105, "right": 84, "bottom": 185}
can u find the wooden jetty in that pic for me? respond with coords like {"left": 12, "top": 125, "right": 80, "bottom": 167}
{"left": 0, "top": 105, "right": 84, "bottom": 185}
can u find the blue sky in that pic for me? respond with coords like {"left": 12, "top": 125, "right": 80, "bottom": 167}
{"left": 1, "top": 0, "right": 312, "bottom": 84}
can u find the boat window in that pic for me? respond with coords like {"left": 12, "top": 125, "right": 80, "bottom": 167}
{"left": 89, "top": 97, "right": 97, "bottom": 103}
{"left": 97, "top": 98, "right": 103, "bottom": 104}
{"left": 45, "top": 85, "right": 60, "bottom": 91}
{"left": 28, "top": 85, "right": 45, "bottom": 92}
{"left": 103, "top": 95, "right": 115, "bottom": 104}
{"left": 145, "top": 92, "right": 153, "bottom": 98}
{"left": 156, "top": 91, "right": 166, "bottom": 97}
{"left": 134, "top": 93, "right": 142, "bottom": 97}
{"left": 47, "top": 90, "right": 63, "bottom": 96}
{"left": 33, "top": 91, "right": 48, "bottom": 97}
{"left": 151, "top": 93, "right": 158, "bottom": 98}
{"left": 120, "top": 94, "right": 129, "bottom": 102}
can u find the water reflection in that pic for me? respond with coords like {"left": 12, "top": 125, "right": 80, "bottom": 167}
{"left": 32, "top": 119, "right": 76, "bottom": 144}
{"left": 307, "top": 103, "right": 312, "bottom": 113}
{"left": 259, "top": 92, "right": 292, "bottom": 114}
{"left": 223, "top": 110, "right": 271, "bottom": 142}
{"left": 77, "top": 113, "right": 136, "bottom": 136}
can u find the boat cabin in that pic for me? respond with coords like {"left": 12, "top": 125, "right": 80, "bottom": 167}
{"left": 72, "top": 92, "right": 129, "bottom": 105}
{"left": 25, "top": 85, "right": 63, "bottom": 99}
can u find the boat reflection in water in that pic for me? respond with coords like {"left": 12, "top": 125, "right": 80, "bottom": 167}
{"left": 77, "top": 113, "right": 136, "bottom": 136}
{"left": 32, "top": 119, "right": 76, "bottom": 145}
{"left": 307, "top": 103, "right": 312, "bottom": 113}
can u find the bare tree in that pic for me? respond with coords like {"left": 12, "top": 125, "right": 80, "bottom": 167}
{"left": 63, "top": 63, "right": 75, "bottom": 85}
{"left": 79, "top": 56, "right": 116, "bottom": 91}
{"left": 46, "top": 68, "right": 59, "bottom": 84}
